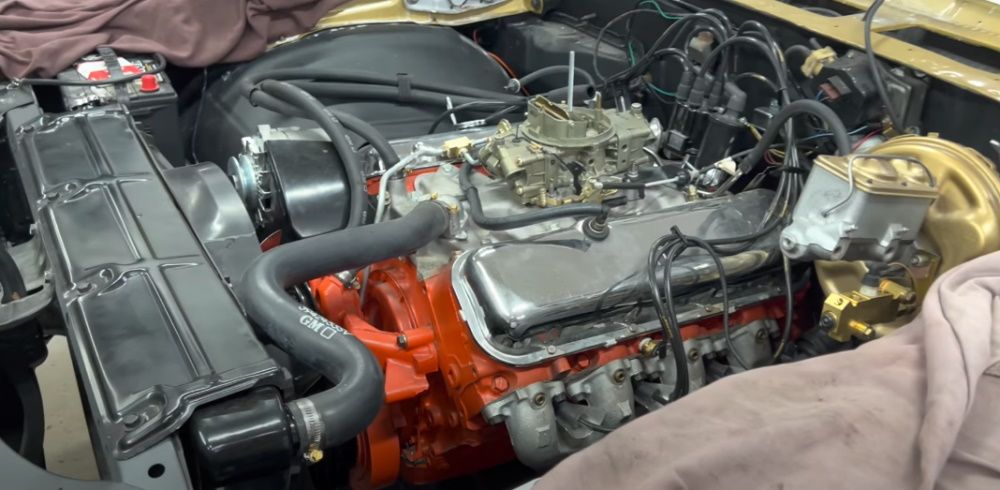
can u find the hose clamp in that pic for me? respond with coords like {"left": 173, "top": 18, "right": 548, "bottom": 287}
{"left": 293, "top": 398, "right": 325, "bottom": 464}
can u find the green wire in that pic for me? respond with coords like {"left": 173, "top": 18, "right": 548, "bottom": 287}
{"left": 622, "top": 0, "right": 686, "bottom": 97}
{"left": 639, "top": 0, "right": 685, "bottom": 20}
{"left": 647, "top": 83, "right": 678, "bottom": 97}
{"left": 628, "top": 41, "right": 677, "bottom": 97}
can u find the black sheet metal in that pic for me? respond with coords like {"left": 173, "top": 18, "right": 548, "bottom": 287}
{"left": 8, "top": 108, "right": 283, "bottom": 463}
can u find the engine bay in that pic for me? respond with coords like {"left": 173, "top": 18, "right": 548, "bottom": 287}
{"left": 2, "top": 1, "right": 1000, "bottom": 489}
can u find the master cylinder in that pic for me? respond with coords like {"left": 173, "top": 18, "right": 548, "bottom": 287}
{"left": 780, "top": 153, "right": 937, "bottom": 262}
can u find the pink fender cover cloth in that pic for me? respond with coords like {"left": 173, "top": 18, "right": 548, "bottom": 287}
{"left": 536, "top": 251, "right": 1000, "bottom": 489}
{"left": 0, "top": 0, "right": 351, "bottom": 79}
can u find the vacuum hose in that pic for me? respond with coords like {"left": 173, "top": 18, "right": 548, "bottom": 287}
{"left": 236, "top": 202, "right": 451, "bottom": 454}
{"left": 736, "top": 99, "right": 851, "bottom": 175}
{"left": 459, "top": 154, "right": 606, "bottom": 230}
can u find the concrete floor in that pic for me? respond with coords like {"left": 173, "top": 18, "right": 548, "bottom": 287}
{"left": 36, "top": 336, "right": 100, "bottom": 480}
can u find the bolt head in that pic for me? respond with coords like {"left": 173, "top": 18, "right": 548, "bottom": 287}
{"left": 819, "top": 313, "right": 836, "bottom": 330}
{"left": 492, "top": 376, "right": 510, "bottom": 393}
{"left": 910, "top": 253, "right": 929, "bottom": 267}
{"left": 532, "top": 393, "right": 547, "bottom": 406}
{"left": 305, "top": 449, "right": 324, "bottom": 464}
{"left": 122, "top": 413, "right": 141, "bottom": 429}
{"left": 638, "top": 338, "right": 658, "bottom": 356}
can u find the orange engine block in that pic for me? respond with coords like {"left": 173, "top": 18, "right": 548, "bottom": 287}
{"left": 310, "top": 258, "right": 788, "bottom": 489}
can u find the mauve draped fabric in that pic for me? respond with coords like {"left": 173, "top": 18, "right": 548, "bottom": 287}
{"left": 535, "top": 251, "right": 1000, "bottom": 489}
{"left": 0, "top": 0, "right": 351, "bottom": 78}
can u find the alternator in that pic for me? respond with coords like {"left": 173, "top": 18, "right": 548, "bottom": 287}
{"left": 227, "top": 125, "right": 351, "bottom": 239}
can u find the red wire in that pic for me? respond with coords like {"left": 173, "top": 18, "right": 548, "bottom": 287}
{"left": 487, "top": 52, "right": 516, "bottom": 78}
{"left": 471, "top": 28, "right": 529, "bottom": 95}
{"left": 764, "top": 150, "right": 778, "bottom": 166}
{"left": 487, "top": 53, "right": 529, "bottom": 95}
{"left": 851, "top": 129, "right": 883, "bottom": 151}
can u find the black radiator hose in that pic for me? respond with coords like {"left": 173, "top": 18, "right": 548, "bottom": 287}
{"left": 236, "top": 201, "right": 451, "bottom": 453}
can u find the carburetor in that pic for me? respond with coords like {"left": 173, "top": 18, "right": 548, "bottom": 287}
{"left": 477, "top": 96, "right": 658, "bottom": 207}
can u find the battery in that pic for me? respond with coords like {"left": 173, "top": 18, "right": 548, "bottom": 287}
{"left": 57, "top": 53, "right": 183, "bottom": 165}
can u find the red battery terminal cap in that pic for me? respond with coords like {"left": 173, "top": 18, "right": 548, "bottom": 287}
{"left": 139, "top": 74, "right": 160, "bottom": 93}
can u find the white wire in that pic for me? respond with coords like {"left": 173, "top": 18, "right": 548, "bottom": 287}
{"left": 373, "top": 148, "right": 435, "bottom": 224}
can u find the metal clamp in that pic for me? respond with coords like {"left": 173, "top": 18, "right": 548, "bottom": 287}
{"left": 292, "top": 398, "right": 325, "bottom": 464}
